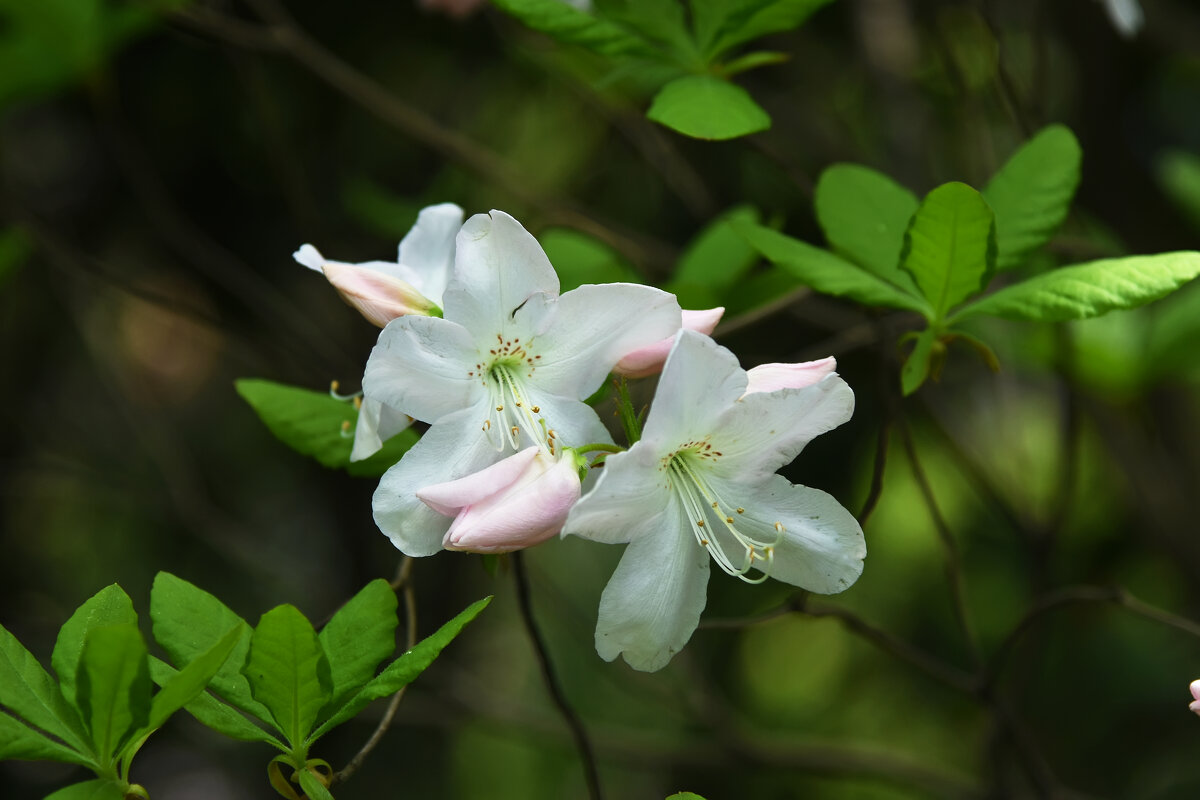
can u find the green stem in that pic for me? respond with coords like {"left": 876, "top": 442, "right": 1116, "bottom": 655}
{"left": 614, "top": 378, "right": 642, "bottom": 444}
{"left": 576, "top": 442, "right": 625, "bottom": 455}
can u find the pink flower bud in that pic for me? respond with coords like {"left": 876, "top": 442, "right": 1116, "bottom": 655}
{"left": 1189, "top": 680, "right": 1200, "bottom": 715}
{"left": 417, "top": 447, "right": 582, "bottom": 554}
{"left": 613, "top": 308, "right": 724, "bottom": 378}
{"left": 743, "top": 356, "right": 838, "bottom": 396}
{"left": 294, "top": 244, "right": 438, "bottom": 327}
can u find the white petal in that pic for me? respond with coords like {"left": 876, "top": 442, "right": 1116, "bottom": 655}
{"left": 372, "top": 405, "right": 503, "bottom": 556}
{"left": 532, "top": 284, "right": 681, "bottom": 398}
{"left": 744, "top": 356, "right": 837, "bottom": 395}
{"left": 417, "top": 446, "right": 539, "bottom": 514}
{"left": 350, "top": 397, "right": 413, "bottom": 462}
{"left": 710, "top": 373, "right": 855, "bottom": 482}
{"left": 294, "top": 244, "right": 326, "bottom": 272}
{"left": 710, "top": 474, "right": 865, "bottom": 594}
{"left": 640, "top": 330, "right": 747, "bottom": 449}
{"left": 442, "top": 210, "right": 560, "bottom": 341}
{"left": 362, "top": 315, "right": 481, "bottom": 424}
{"left": 594, "top": 517, "right": 711, "bottom": 672}
{"left": 563, "top": 444, "right": 671, "bottom": 545}
{"left": 397, "top": 203, "right": 463, "bottom": 304}
{"left": 530, "top": 391, "right": 612, "bottom": 452}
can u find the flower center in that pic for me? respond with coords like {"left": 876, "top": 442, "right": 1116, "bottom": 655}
{"left": 468, "top": 334, "right": 553, "bottom": 453}
{"left": 665, "top": 446, "right": 783, "bottom": 584}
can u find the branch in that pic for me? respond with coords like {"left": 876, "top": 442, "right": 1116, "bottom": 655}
{"left": 512, "top": 552, "right": 604, "bottom": 800}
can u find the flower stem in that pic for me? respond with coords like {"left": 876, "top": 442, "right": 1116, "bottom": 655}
{"left": 576, "top": 442, "right": 625, "bottom": 455}
{"left": 512, "top": 552, "right": 603, "bottom": 800}
{"left": 614, "top": 378, "right": 642, "bottom": 444}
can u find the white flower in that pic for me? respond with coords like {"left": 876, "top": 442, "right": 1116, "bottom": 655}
{"left": 296, "top": 203, "right": 464, "bottom": 461}
{"left": 365, "top": 209, "right": 682, "bottom": 557}
{"left": 613, "top": 307, "right": 725, "bottom": 378}
{"left": 563, "top": 330, "right": 865, "bottom": 672}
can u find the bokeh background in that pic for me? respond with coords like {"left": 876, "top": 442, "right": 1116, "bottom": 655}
{"left": 4, "top": 0, "right": 1200, "bottom": 797}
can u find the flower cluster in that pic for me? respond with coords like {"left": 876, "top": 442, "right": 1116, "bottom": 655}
{"left": 301, "top": 205, "right": 866, "bottom": 671}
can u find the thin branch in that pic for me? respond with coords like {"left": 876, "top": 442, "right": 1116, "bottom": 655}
{"left": 899, "top": 417, "right": 983, "bottom": 668}
{"left": 335, "top": 557, "right": 417, "bottom": 785}
{"left": 512, "top": 552, "right": 603, "bottom": 800}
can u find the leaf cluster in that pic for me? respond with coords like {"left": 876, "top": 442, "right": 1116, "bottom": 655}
{"left": 734, "top": 125, "right": 1200, "bottom": 393}
{"left": 491, "top": 0, "right": 834, "bottom": 139}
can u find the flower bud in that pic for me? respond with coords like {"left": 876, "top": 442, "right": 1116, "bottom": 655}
{"left": 294, "top": 244, "right": 439, "bottom": 327}
{"left": 743, "top": 356, "right": 837, "bottom": 396}
{"left": 417, "top": 447, "right": 582, "bottom": 553}
{"left": 1189, "top": 680, "right": 1200, "bottom": 715}
{"left": 613, "top": 308, "right": 724, "bottom": 378}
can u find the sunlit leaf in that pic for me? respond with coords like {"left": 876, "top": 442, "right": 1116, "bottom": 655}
{"left": 0, "top": 709, "right": 91, "bottom": 766}
{"left": 143, "top": 625, "right": 242, "bottom": 735}
{"left": 950, "top": 252, "right": 1200, "bottom": 323}
{"left": 900, "top": 182, "right": 996, "bottom": 318}
{"left": 0, "top": 622, "right": 89, "bottom": 753}
{"left": 647, "top": 75, "right": 770, "bottom": 140}
{"left": 76, "top": 624, "right": 150, "bottom": 762}
{"left": 318, "top": 580, "right": 398, "bottom": 712}
{"left": 984, "top": 125, "right": 1082, "bottom": 269}
{"left": 52, "top": 586, "right": 137, "bottom": 709}
{"left": 699, "top": 0, "right": 834, "bottom": 58}
{"left": 147, "top": 658, "right": 285, "bottom": 748}
{"left": 733, "top": 220, "right": 931, "bottom": 314}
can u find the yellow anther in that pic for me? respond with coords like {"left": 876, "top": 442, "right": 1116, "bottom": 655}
{"left": 725, "top": 517, "right": 734, "bottom": 524}
{"left": 736, "top": 507, "right": 745, "bottom": 514}
{"left": 531, "top": 405, "right": 540, "bottom": 413}
{"left": 774, "top": 522, "right": 784, "bottom": 532}
{"left": 496, "top": 405, "right": 504, "bottom": 411}
{"left": 352, "top": 396, "right": 362, "bottom": 410}
{"left": 696, "top": 520, "right": 705, "bottom": 527}
{"left": 511, "top": 426, "right": 520, "bottom": 438}
{"left": 330, "top": 380, "right": 340, "bottom": 392}
{"left": 340, "top": 420, "right": 351, "bottom": 434}
{"left": 548, "top": 429, "right": 557, "bottom": 439}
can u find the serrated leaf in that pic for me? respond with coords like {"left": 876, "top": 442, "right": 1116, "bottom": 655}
{"left": 490, "top": 0, "right": 653, "bottom": 58}
{"left": 297, "top": 769, "right": 337, "bottom": 800}
{"left": 147, "top": 658, "right": 285, "bottom": 749}
{"left": 53, "top": 585, "right": 137, "bottom": 709}
{"left": 901, "top": 182, "right": 996, "bottom": 319}
{"left": 149, "top": 572, "right": 267, "bottom": 721}
{"left": 647, "top": 75, "right": 770, "bottom": 140}
{"left": 76, "top": 624, "right": 150, "bottom": 762}
{"left": 243, "top": 605, "right": 332, "bottom": 747}
{"left": 949, "top": 252, "right": 1200, "bottom": 323}
{"left": 143, "top": 625, "right": 242, "bottom": 735}
{"left": 984, "top": 124, "right": 1082, "bottom": 269}
{"left": 667, "top": 206, "right": 761, "bottom": 308}
{"left": 815, "top": 163, "right": 921, "bottom": 294}
{"left": 308, "top": 597, "right": 491, "bottom": 745}
{"left": 732, "top": 220, "right": 932, "bottom": 314}
{"left": 0, "top": 709, "right": 92, "bottom": 766}
{"left": 43, "top": 778, "right": 127, "bottom": 800}
{"left": 704, "top": 0, "right": 834, "bottom": 58}
{"left": 318, "top": 580, "right": 398, "bottom": 713}
{"left": 0, "top": 622, "right": 89, "bottom": 754}
{"left": 900, "top": 328, "right": 937, "bottom": 396}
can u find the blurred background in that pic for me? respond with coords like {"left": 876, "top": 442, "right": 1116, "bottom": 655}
{"left": 3, "top": 0, "right": 1200, "bottom": 797}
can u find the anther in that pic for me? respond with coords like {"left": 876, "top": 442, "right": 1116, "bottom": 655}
{"left": 736, "top": 507, "right": 745, "bottom": 514}
{"left": 774, "top": 522, "right": 784, "bottom": 532}
{"left": 353, "top": 396, "right": 362, "bottom": 410}
{"left": 531, "top": 405, "right": 540, "bottom": 413}
{"left": 725, "top": 517, "right": 734, "bottom": 524}
{"left": 696, "top": 520, "right": 705, "bottom": 527}
{"left": 548, "top": 429, "right": 556, "bottom": 439}
{"left": 496, "top": 405, "right": 504, "bottom": 411}
{"left": 511, "top": 426, "right": 520, "bottom": 438}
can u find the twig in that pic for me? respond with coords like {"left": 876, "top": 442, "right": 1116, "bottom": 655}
{"left": 898, "top": 417, "right": 983, "bottom": 668}
{"left": 335, "top": 557, "right": 417, "bottom": 784}
{"left": 512, "top": 552, "right": 603, "bottom": 800}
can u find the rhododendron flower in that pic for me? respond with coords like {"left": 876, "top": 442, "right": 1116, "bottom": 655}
{"left": 296, "top": 203, "right": 464, "bottom": 461}
{"left": 417, "top": 446, "right": 582, "bottom": 553}
{"left": 614, "top": 307, "right": 725, "bottom": 378}
{"left": 564, "top": 330, "right": 865, "bottom": 672}
{"left": 1189, "top": 680, "right": 1200, "bottom": 715}
{"left": 366, "top": 209, "right": 681, "bottom": 557}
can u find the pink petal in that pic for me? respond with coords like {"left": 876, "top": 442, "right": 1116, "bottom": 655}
{"left": 444, "top": 454, "right": 581, "bottom": 553}
{"left": 613, "top": 307, "right": 724, "bottom": 379}
{"left": 1191, "top": 679, "right": 1200, "bottom": 703}
{"left": 744, "top": 356, "right": 837, "bottom": 396}
{"left": 417, "top": 447, "right": 540, "bottom": 516}
{"left": 321, "top": 261, "right": 437, "bottom": 327}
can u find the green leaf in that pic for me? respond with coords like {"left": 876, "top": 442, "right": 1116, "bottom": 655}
{"left": 604, "top": 0, "right": 697, "bottom": 64}
{"left": 143, "top": 625, "right": 243, "bottom": 735}
{"left": 665, "top": 794, "right": 707, "bottom": 800}
{"left": 667, "top": 206, "right": 761, "bottom": 308}
{"left": 149, "top": 572, "right": 266, "bottom": 720}
{"left": 703, "top": 0, "right": 834, "bottom": 58}
{"left": 490, "top": 0, "right": 654, "bottom": 58}
{"left": 0, "top": 622, "right": 89, "bottom": 753}
{"left": 243, "top": 605, "right": 332, "bottom": 747}
{"left": 0, "top": 709, "right": 92, "bottom": 766}
{"left": 147, "top": 658, "right": 285, "bottom": 749}
{"left": 539, "top": 228, "right": 641, "bottom": 292}
{"left": 732, "top": 220, "right": 932, "bottom": 314}
{"left": 983, "top": 124, "right": 1082, "bottom": 269}
{"left": 318, "top": 580, "right": 398, "bottom": 712}
{"left": 647, "top": 75, "right": 770, "bottom": 140}
{"left": 345, "top": 428, "right": 420, "bottom": 478}
{"left": 76, "top": 624, "right": 151, "bottom": 762}
{"left": 43, "top": 778, "right": 127, "bottom": 800}
{"left": 53, "top": 585, "right": 137, "bottom": 709}
{"left": 297, "top": 769, "right": 337, "bottom": 800}
{"left": 900, "top": 328, "right": 937, "bottom": 396}
{"left": 308, "top": 597, "right": 492, "bottom": 744}
{"left": 900, "top": 182, "right": 996, "bottom": 319}
{"left": 950, "top": 252, "right": 1200, "bottom": 323}
{"left": 717, "top": 50, "right": 788, "bottom": 77}
{"left": 814, "top": 163, "right": 921, "bottom": 294}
